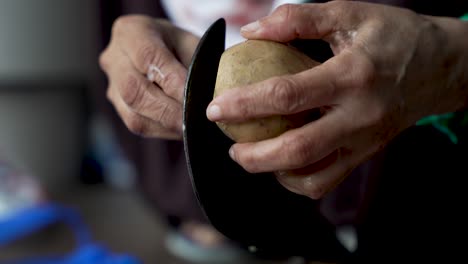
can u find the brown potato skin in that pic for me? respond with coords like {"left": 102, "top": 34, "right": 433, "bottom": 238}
{"left": 214, "top": 40, "right": 320, "bottom": 143}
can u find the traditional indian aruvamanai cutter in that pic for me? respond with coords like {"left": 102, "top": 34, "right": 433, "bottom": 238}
{"left": 182, "top": 18, "right": 350, "bottom": 263}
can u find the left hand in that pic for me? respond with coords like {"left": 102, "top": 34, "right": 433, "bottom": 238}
{"left": 99, "top": 16, "right": 199, "bottom": 140}
{"left": 206, "top": 1, "right": 468, "bottom": 199}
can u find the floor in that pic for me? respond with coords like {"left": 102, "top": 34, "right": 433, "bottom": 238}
{"left": 0, "top": 183, "right": 295, "bottom": 264}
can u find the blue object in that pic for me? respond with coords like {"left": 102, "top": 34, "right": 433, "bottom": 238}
{"left": 0, "top": 203, "right": 142, "bottom": 264}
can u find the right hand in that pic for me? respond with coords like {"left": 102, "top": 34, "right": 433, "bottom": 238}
{"left": 99, "top": 15, "right": 200, "bottom": 140}
{"left": 207, "top": 1, "right": 468, "bottom": 199}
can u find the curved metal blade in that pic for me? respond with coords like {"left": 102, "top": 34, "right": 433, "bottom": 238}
{"left": 183, "top": 18, "right": 349, "bottom": 262}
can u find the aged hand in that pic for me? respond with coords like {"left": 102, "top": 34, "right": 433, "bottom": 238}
{"left": 100, "top": 15, "right": 199, "bottom": 139}
{"left": 207, "top": 1, "right": 468, "bottom": 198}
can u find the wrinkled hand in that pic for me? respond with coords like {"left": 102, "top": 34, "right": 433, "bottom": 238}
{"left": 100, "top": 15, "right": 199, "bottom": 140}
{"left": 207, "top": 1, "right": 468, "bottom": 198}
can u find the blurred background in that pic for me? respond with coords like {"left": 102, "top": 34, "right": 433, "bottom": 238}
{"left": 4, "top": 0, "right": 463, "bottom": 263}
{"left": 1, "top": 0, "right": 346, "bottom": 263}
{"left": 0, "top": 0, "right": 189, "bottom": 263}
{"left": 0, "top": 1, "right": 297, "bottom": 263}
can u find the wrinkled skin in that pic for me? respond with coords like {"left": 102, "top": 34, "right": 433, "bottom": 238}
{"left": 99, "top": 15, "right": 199, "bottom": 139}
{"left": 99, "top": 2, "right": 468, "bottom": 200}
{"left": 206, "top": 1, "right": 468, "bottom": 199}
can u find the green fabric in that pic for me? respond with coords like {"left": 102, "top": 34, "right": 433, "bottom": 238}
{"left": 416, "top": 113, "right": 458, "bottom": 144}
{"left": 416, "top": 111, "right": 468, "bottom": 145}
{"left": 415, "top": 13, "right": 468, "bottom": 144}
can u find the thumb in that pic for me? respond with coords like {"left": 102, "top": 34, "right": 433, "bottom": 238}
{"left": 240, "top": 2, "right": 352, "bottom": 43}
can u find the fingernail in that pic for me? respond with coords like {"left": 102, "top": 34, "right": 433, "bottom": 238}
{"left": 241, "top": 21, "right": 260, "bottom": 33}
{"left": 207, "top": 104, "right": 222, "bottom": 120}
{"left": 229, "top": 146, "right": 237, "bottom": 162}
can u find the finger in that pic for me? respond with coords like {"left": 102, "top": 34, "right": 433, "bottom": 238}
{"left": 207, "top": 52, "right": 353, "bottom": 122}
{"left": 241, "top": 2, "right": 362, "bottom": 44}
{"left": 230, "top": 109, "right": 347, "bottom": 173}
{"left": 166, "top": 23, "right": 200, "bottom": 67}
{"left": 113, "top": 15, "right": 188, "bottom": 102}
{"left": 107, "top": 50, "right": 183, "bottom": 135}
{"left": 106, "top": 80, "right": 181, "bottom": 140}
{"left": 275, "top": 147, "right": 354, "bottom": 200}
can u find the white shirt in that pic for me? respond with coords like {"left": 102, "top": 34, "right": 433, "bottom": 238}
{"left": 161, "top": 0, "right": 304, "bottom": 48}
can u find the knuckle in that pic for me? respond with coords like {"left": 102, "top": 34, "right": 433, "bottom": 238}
{"left": 326, "top": 0, "right": 348, "bottom": 16}
{"left": 243, "top": 165, "right": 259, "bottom": 174}
{"left": 105, "top": 87, "right": 113, "bottom": 102}
{"left": 370, "top": 101, "right": 387, "bottom": 123}
{"left": 302, "top": 179, "right": 328, "bottom": 199}
{"left": 158, "top": 71, "right": 181, "bottom": 98}
{"left": 155, "top": 102, "right": 170, "bottom": 123}
{"left": 237, "top": 151, "right": 261, "bottom": 174}
{"left": 154, "top": 102, "right": 178, "bottom": 132}
{"left": 323, "top": 1, "right": 352, "bottom": 29}
{"left": 112, "top": 15, "right": 144, "bottom": 35}
{"left": 322, "top": 74, "right": 339, "bottom": 103}
{"left": 234, "top": 94, "right": 254, "bottom": 119}
{"left": 282, "top": 135, "right": 312, "bottom": 168}
{"left": 120, "top": 74, "right": 145, "bottom": 109}
{"left": 268, "top": 77, "right": 301, "bottom": 114}
{"left": 270, "top": 4, "right": 299, "bottom": 28}
{"left": 125, "top": 113, "right": 148, "bottom": 136}
{"left": 136, "top": 43, "right": 157, "bottom": 70}
{"left": 354, "top": 54, "right": 377, "bottom": 91}
{"left": 327, "top": 0, "right": 346, "bottom": 10}
{"left": 98, "top": 49, "right": 110, "bottom": 71}
{"left": 242, "top": 162, "right": 260, "bottom": 174}
{"left": 360, "top": 59, "right": 377, "bottom": 89}
{"left": 275, "top": 4, "right": 296, "bottom": 20}
{"left": 363, "top": 101, "right": 390, "bottom": 133}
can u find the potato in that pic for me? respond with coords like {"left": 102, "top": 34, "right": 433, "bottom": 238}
{"left": 214, "top": 39, "right": 320, "bottom": 143}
